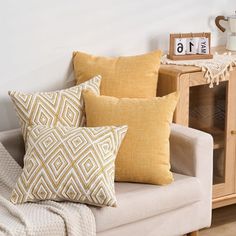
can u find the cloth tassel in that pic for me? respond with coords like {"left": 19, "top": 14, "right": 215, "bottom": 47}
{"left": 161, "top": 53, "right": 236, "bottom": 88}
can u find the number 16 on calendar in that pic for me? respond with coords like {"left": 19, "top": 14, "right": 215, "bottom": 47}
{"left": 168, "top": 33, "right": 212, "bottom": 60}
{"left": 174, "top": 37, "right": 209, "bottom": 55}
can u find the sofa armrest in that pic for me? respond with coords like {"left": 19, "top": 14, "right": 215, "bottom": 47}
{"left": 0, "top": 128, "right": 24, "bottom": 167}
{"left": 170, "top": 123, "right": 213, "bottom": 227}
{"left": 170, "top": 123, "right": 213, "bottom": 181}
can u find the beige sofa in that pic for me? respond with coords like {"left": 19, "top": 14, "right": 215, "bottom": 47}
{"left": 0, "top": 123, "right": 213, "bottom": 236}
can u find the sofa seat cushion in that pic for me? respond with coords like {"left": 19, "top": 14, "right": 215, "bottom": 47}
{"left": 89, "top": 173, "right": 202, "bottom": 232}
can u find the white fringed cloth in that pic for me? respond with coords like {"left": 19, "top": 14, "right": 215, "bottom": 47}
{"left": 0, "top": 143, "right": 96, "bottom": 236}
{"left": 161, "top": 53, "right": 236, "bottom": 88}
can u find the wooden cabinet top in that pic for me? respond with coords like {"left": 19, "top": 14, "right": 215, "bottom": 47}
{"left": 160, "top": 46, "right": 236, "bottom": 77}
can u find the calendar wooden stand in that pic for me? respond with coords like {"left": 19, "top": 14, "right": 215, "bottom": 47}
{"left": 167, "top": 32, "right": 213, "bottom": 60}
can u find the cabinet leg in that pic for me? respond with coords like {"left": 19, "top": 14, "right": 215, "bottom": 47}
{"left": 187, "top": 231, "right": 199, "bottom": 236}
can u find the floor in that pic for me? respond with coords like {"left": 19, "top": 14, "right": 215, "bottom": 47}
{"left": 200, "top": 204, "right": 236, "bottom": 236}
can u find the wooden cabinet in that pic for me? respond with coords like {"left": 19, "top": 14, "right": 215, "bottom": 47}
{"left": 157, "top": 63, "right": 236, "bottom": 209}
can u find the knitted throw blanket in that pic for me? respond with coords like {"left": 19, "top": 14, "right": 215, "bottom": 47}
{"left": 0, "top": 143, "right": 96, "bottom": 236}
{"left": 161, "top": 53, "right": 236, "bottom": 88}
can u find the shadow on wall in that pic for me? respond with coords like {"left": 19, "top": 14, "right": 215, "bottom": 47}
{"left": 63, "top": 58, "right": 76, "bottom": 88}
{"left": 148, "top": 14, "right": 228, "bottom": 55}
{"left": 0, "top": 58, "right": 75, "bottom": 132}
{"left": 208, "top": 15, "right": 227, "bottom": 46}
{"left": 0, "top": 98, "right": 19, "bottom": 131}
{"left": 148, "top": 33, "right": 170, "bottom": 55}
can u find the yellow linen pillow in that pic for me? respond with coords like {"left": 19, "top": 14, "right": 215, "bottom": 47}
{"left": 11, "top": 125, "right": 128, "bottom": 207}
{"left": 73, "top": 50, "right": 162, "bottom": 98}
{"left": 83, "top": 90, "right": 179, "bottom": 185}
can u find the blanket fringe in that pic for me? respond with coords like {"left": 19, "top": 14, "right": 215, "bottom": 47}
{"left": 161, "top": 53, "right": 236, "bottom": 88}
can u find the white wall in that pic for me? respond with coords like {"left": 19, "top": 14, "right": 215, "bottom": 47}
{"left": 0, "top": 0, "right": 234, "bottom": 131}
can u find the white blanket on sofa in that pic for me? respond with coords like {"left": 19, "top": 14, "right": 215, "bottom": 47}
{"left": 0, "top": 143, "right": 96, "bottom": 236}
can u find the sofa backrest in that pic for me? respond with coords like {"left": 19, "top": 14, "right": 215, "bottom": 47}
{"left": 0, "top": 128, "right": 25, "bottom": 167}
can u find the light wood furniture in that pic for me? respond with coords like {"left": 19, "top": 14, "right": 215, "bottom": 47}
{"left": 187, "top": 231, "right": 199, "bottom": 236}
{"left": 157, "top": 47, "right": 236, "bottom": 209}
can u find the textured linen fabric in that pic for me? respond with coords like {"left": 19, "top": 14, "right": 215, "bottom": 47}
{"left": 73, "top": 50, "right": 162, "bottom": 98}
{"left": 11, "top": 125, "right": 128, "bottom": 207}
{"left": 161, "top": 53, "right": 236, "bottom": 88}
{"left": 0, "top": 128, "right": 25, "bottom": 167}
{"left": 95, "top": 124, "right": 213, "bottom": 236}
{"left": 91, "top": 173, "right": 202, "bottom": 232}
{"left": 0, "top": 142, "right": 96, "bottom": 236}
{"left": 9, "top": 75, "right": 101, "bottom": 143}
{"left": 83, "top": 90, "right": 179, "bottom": 185}
{"left": 0, "top": 143, "right": 22, "bottom": 200}
{"left": 0, "top": 124, "right": 213, "bottom": 236}
{"left": 96, "top": 203, "right": 204, "bottom": 236}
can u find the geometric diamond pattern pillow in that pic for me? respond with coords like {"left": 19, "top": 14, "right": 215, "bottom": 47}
{"left": 9, "top": 75, "right": 101, "bottom": 143}
{"left": 10, "top": 125, "right": 128, "bottom": 207}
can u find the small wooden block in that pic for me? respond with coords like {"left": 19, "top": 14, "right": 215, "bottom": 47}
{"left": 167, "top": 54, "right": 213, "bottom": 60}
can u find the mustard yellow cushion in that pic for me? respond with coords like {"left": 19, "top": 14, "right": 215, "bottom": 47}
{"left": 73, "top": 50, "right": 162, "bottom": 98}
{"left": 83, "top": 90, "right": 179, "bottom": 185}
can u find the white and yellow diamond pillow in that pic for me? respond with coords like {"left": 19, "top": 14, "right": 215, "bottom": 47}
{"left": 9, "top": 75, "right": 101, "bottom": 143}
{"left": 11, "top": 125, "right": 128, "bottom": 207}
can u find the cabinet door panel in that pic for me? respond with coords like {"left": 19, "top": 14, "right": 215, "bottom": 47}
{"left": 158, "top": 63, "right": 236, "bottom": 206}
